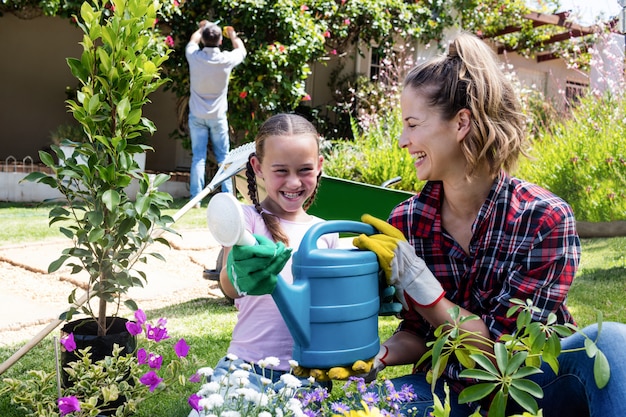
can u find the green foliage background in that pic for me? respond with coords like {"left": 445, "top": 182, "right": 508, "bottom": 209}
{"left": 515, "top": 92, "right": 626, "bottom": 222}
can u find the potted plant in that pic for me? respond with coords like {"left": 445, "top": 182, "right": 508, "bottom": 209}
{"left": 25, "top": 0, "right": 173, "bottom": 343}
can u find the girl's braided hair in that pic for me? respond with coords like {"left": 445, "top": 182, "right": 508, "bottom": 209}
{"left": 245, "top": 113, "right": 321, "bottom": 245}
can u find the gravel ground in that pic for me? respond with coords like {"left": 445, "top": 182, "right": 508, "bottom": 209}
{"left": 0, "top": 228, "right": 225, "bottom": 348}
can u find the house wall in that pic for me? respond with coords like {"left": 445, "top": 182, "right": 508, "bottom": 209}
{"left": 0, "top": 13, "right": 186, "bottom": 173}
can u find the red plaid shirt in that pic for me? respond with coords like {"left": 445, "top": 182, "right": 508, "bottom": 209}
{"left": 389, "top": 171, "right": 580, "bottom": 388}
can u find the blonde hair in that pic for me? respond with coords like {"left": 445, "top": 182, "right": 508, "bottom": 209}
{"left": 403, "top": 32, "right": 528, "bottom": 178}
{"left": 245, "top": 113, "right": 322, "bottom": 245}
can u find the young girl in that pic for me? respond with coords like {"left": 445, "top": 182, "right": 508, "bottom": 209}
{"left": 214, "top": 113, "right": 338, "bottom": 388}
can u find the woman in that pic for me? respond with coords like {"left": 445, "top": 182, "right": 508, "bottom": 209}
{"left": 354, "top": 32, "right": 626, "bottom": 417}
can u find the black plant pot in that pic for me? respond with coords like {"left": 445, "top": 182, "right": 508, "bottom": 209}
{"left": 60, "top": 317, "right": 137, "bottom": 415}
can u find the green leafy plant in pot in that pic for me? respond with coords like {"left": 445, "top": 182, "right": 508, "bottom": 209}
{"left": 24, "top": 0, "right": 174, "bottom": 386}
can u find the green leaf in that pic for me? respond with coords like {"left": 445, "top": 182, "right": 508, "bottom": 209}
{"left": 593, "top": 350, "right": 611, "bottom": 389}
{"left": 487, "top": 390, "right": 507, "bottom": 417}
{"left": 458, "top": 383, "right": 496, "bottom": 404}
{"left": 584, "top": 338, "right": 599, "bottom": 358}
{"left": 510, "top": 377, "right": 543, "bottom": 397}
{"left": 117, "top": 97, "right": 131, "bottom": 120}
{"left": 460, "top": 369, "right": 500, "bottom": 381}
{"left": 102, "top": 189, "right": 121, "bottom": 211}
{"left": 509, "top": 385, "right": 539, "bottom": 414}
{"left": 471, "top": 353, "right": 499, "bottom": 375}
{"left": 87, "top": 93, "right": 101, "bottom": 114}
{"left": 49, "top": 255, "right": 70, "bottom": 273}
{"left": 455, "top": 348, "right": 476, "bottom": 369}
{"left": 88, "top": 228, "right": 105, "bottom": 243}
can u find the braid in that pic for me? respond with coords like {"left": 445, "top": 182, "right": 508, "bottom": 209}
{"left": 303, "top": 171, "right": 322, "bottom": 211}
{"left": 246, "top": 153, "right": 290, "bottom": 245}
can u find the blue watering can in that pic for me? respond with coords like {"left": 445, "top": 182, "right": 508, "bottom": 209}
{"left": 272, "top": 220, "right": 381, "bottom": 369}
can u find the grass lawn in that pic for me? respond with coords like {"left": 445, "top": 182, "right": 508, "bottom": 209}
{"left": 0, "top": 201, "right": 624, "bottom": 416}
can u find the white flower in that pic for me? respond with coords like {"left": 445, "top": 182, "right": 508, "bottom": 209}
{"left": 279, "top": 373, "right": 302, "bottom": 389}
{"left": 259, "top": 412, "right": 272, "bottom": 417}
{"left": 198, "top": 367, "right": 214, "bottom": 377}
{"left": 199, "top": 393, "right": 224, "bottom": 410}
{"left": 226, "top": 353, "right": 239, "bottom": 361}
{"left": 260, "top": 376, "right": 272, "bottom": 386}
{"left": 257, "top": 356, "right": 280, "bottom": 369}
{"left": 198, "top": 382, "right": 220, "bottom": 396}
{"left": 240, "top": 363, "right": 252, "bottom": 371}
{"left": 288, "top": 360, "right": 298, "bottom": 368}
{"left": 235, "top": 387, "right": 261, "bottom": 403}
{"left": 230, "top": 369, "right": 250, "bottom": 387}
{"left": 286, "top": 398, "right": 305, "bottom": 417}
{"left": 221, "top": 411, "right": 241, "bottom": 417}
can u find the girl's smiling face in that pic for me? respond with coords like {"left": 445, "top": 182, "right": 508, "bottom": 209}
{"left": 250, "top": 133, "right": 323, "bottom": 221}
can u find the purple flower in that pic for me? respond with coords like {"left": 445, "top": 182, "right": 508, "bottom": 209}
{"left": 362, "top": 391, "right": 379, "bottom": 404}
{"left": 139, "top": 370, "right": 163, "bottom": 392}
{"left": 126, "top": 320, "right": 143, "bottom": 336}
{"left": 174, "top": 338, "right": 190, "bottom": 358}
{"left": 58, "top": 396, "right": 80, "bottom": 415}
{"left": 331, "top": 401, "right": 350, "bottom": 414}
{"left": 188, "top": 393, "right": 202, "bottom": 411}
{"left": 60, "top": 333, "right": 76, "bottom": 352}
{"left": 188, "top": 372, "right": 201, "bottom": 383}
{"left": 135, "top": 309, "right": 147, "bottom": 325}
{"left": 137, "top": 348, "right": 148, "bottom": 365}
{"left": 148, "top": 353, "right": 163, "bottom": 369}
{"left": 146, "top": 323, "right": 169, "bottom": 342}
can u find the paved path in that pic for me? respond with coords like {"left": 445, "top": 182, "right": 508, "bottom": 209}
{"left": 0, "top": 228, "right": 224, "bottom": 347}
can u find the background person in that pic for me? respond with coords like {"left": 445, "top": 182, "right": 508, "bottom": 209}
{"left": 352, "top": 32, "right": 626, "bottom": 417}
{"left": 185, "top": 20, "right": 246, "bottom": 204}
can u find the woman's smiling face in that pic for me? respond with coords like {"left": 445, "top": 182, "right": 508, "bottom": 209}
{"left": 251, "top": 133, "right": 323, "bottom": 220}
{"left": 398, "top": 86, "right": 468, "bottom": 182}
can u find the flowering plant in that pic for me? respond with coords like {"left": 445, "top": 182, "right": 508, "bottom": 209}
{"left": 187, "top": 355, "right": 419, "bottom": 417}
{"left": 1, "top": 309, "right": 195, "bottom": 417}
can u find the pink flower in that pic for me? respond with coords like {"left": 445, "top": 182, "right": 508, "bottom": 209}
{"left": 300, "top": 4, "right": 309, "bottom": 11}
{"left": 165, "top": 35, "right": 174, "bottom": 47}
{"left": 137, "top": 348, "right": 148, "bottom": 365}
{"left": 331, "top": 49, "right": 337, "bottom": 55}
{"left": 126, "top": 320, "right": 143, "bottom": 336}
{"left": 173, "top": 0, "right": 179, "bottom": 6}
{"left": 344, "top": 18, "right": 351, "bottom": 25}
{"left": 239, "top": 91, "right": 248, "bottom": 99}
{"left": 148, "top": 353, "right": 163, "bottom": 369}
{"left": 139, "top": 371, "right": 163, "bottom": 392}
{"left": 188, "top": 393, "right": 202, "bottom": 411}
{"left": 324, "top": 30, "right": 331, "bottom": 38}
{"left": 302, "top": 94, "right": 311, "bottom": 102}
{"left": 146, "top": 322, "right": 169, "bottom": 342}
{"left": 58, "top": 396, "right": 80, "bottom": 415}
{"left": 60, "top": 333, "right": 76, "bottom": 352}
{"left": 134, "top": 309, "right": 147, "bottom": 325}
{"left": 174, "top": 338, "right": 190, "bottom": 358}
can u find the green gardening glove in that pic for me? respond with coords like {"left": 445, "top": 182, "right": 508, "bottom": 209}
{"left": 226, "top": 234, "right": 292, "bottom": 296}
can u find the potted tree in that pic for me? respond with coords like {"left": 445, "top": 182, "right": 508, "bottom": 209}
{"left": 25, "top": 0, "right": 174, "bottom": 345}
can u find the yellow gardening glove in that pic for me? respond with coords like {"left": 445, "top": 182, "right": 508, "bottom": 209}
{"left": 354, "top": 214, "right": 445, "bottom": 309}
{"left": 293, "top": 355, "right": 383, "bottom": 383}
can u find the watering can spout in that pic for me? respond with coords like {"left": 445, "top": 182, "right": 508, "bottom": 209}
{"left": 272, "top": 277, "right": 310, "bottom": 347}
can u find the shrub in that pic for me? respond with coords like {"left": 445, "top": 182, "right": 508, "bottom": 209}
{"left": 515, "top": 91, "right": 626, "bottom": 222}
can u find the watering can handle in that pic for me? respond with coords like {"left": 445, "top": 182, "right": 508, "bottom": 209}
{"left": 299, "top": 220, "right": 377, "bottom": 252}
